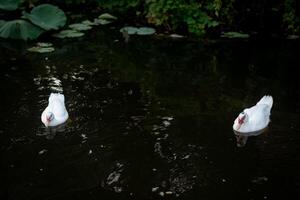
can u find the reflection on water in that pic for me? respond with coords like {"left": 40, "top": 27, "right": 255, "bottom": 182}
{"left": 234, "top": 128, "right": 269, "bottom": 147}
{"left": 1, "top": 30, "right": 300, "bottom": 200}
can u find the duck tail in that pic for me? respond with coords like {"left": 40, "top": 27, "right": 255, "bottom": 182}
{"left": 257, "top": 95, "right": 273, "bottom": 108}
{"left": 49, "top": 93, "right": 65, "bottom": 103}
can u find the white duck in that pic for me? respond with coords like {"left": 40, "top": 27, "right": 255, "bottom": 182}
{"left": 233, "top": 95, "right": 273, "bottom": 133}
{"left": 41, "top": 93, "right": 69, "bottom": 127}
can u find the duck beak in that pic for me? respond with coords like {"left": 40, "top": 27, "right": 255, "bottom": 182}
{"left": 236, "top": 123, "right": 241, "bottom": 130}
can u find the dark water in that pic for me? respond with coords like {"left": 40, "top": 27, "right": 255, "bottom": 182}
{"left": 1, "top": 30, "right": 300, "bottom": 200}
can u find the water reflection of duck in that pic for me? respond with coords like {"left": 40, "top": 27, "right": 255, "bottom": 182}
{"left": 233, "top": 95, "right": 273, "bottom": 147}
{"left": 41, "top": 93, "right": 69, "bottom": 127}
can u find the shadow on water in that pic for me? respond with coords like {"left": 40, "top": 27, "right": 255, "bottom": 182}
{"left": 1, "top": 29, "right": 300, "bottom": 200}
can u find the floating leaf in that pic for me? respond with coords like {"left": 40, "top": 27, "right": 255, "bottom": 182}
{"left": 98, "top": 13, "right": 117, "bottom": 20}
{"left": 98, "top": 19, "right": 114, "bottom": 25}
{"left": 52, "top": 29, "right": 84, "bottom": 38}
{"left": 137, "top": 27, "right": 156, "bottom": 35}
{"left": 120, "top": 26, "right": 138, "bottom": 35}
{"left": 0, "top": 0, "right": 22, "bottom": 11}
{"left": 169, "top": 33, "right": 184, "bottom": 38}
{"left": 221, "top": 31, "right": 249, "bottom": 38}
{"left": 23, "top": 4, "right": 66, "bottom": 30}
{"left": 82, "top": 20, "right": 95, "bottom": 26}
{"left": 36, "top": 42, "right": 53, "bottom": 47}
{"left": 0, "top": 20, "right": 44, "bottom": 40}
{"left": 27, "top": 46, "right": 55, "bottom": 53}
{"left": 69, "top": 23, "right": 92, "bottom": 31}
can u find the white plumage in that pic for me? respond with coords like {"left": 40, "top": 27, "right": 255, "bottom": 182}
{"left": 233, "top": 95, "right": 273, "bottom": 133}
{"left": 41, "top": 93, "right": 69, "bottom": 127}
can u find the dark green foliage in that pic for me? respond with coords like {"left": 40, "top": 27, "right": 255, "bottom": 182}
{"left": 283, "top": 0, "right": 299, "bottom": 34}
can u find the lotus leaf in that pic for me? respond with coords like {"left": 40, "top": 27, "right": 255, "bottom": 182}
{"left": 82, "top": 20, "right": 95, "bottom": 26}
{"left": 0, "top": 20, "right": 44, "bottom": 40}
{"left": 221, "top": 32, "right": 249, "bottom": 38}
{"left": 52, "top": 29, "right": 84, "bottom": 38}
{"left": 120, "top": 26, "right": 138, "bottom": 35}
{"left": 98, "top": 13, "right": 117, "bottom": 20}
{"left": 136, "top": 27, "right": 156, "bottom": 35}
{"left": 23, "top": 4, "right": 66, "bottom": 30}
{"left": 0, "top": 0, "right": 22, "bottom": 11}
{"left": 69, "top": 23, "right": 92, "bottom": 31}
{"left": 37, "top": 42, "right": 53, "bottom": 47}
{"left": 28, "top": 46, "right": 55, "bottom": 53}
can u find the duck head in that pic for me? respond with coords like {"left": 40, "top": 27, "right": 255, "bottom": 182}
{"left": 44, "top": 112, "right": 54, "bottom": 126}
{"left": 233, "top": 111, "right": 248, "bottom": 131}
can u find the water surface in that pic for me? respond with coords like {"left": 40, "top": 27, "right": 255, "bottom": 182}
{"left": 1, "top": 30, "right": 300, "bottom": 200}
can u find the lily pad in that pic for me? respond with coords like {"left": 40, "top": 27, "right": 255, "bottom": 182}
{"left": 82, "top": 20, "right": 95, "bottom": 26}
{"left": 36, "top": 42, "right": 53, "bottom": 47}
{"left": 136, "top": 27, "right": 156, "bottom": 35}
{"left": 69, "top": 23, "right": 92, "bottom": 31}
{"left": 98, "top": 13, "right": 117, "bottom": 20}
{"left": 94, "top": 13, "right": 117, "bottom": 25}
{"left": 0, "top": 0, "right": 22, "bottom": 11}
{"left": 120, "top": 26, "right": 138, "bottom": 35}
{"left": 27, "top": 46, "right": 55, "bottom": 53}
{"left": 221, "top": 31, "right": 249, "bottom": 38}
{"left": 52, "top": 29, "right": 84, "bottom": 38}
{"left": 0, "top": 20, "right": 44, "bottom": 40}
{"left": 23, "top": 4, "right": 66, "bottom": 30}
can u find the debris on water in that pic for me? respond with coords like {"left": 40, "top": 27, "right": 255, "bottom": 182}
{"left": 38, "top": 149, "right": 48, "bottom": 155}
{"left": 88, "top": 150, "right": 93, "bottom": 155}
{"left": 152, "top": 168, "right": 157, "bottom": 171}
{"left": 152, "top": 187, "right": 159, "bottom": 192}
{"left": 221, "top": 178, "right": 226, "bottom": 183}
{"left": 165, "top": 191, "right": 173, "bottom": 195}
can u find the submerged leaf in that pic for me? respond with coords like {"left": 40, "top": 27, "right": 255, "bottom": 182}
{"left": 23, "top": 4, "right": 66, "bottom": 30}
{"left": 0, "top": 0, "right": 22, "bottom": 11}
{"left": 27, "top": 46, "right": 55, "bottom": 53}
{"left": 69, "top": 23, "right": 92, "bottom": 31}
{"left": 0, "top": 20, "right": 44, "bottom": 40}
{"left": 52, "top": 29, "right": 84, "bottom": 38}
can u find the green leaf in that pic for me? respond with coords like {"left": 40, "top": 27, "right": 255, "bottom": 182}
{"left": 137, "top": 27, "right": 156, "bottom": 35}
{"left": 82, "top": 20, "right": 95, "bottom": 26}
{"left": 0, "top": 0, "right": 22, "bottom": 11}
{"left": 23, "top": 4, "right": 66, "bottom": 30}
{"left": 36, "top": 42, "right": 53, "bottom": 47}
{"left": 221, "top": 32, "right": 250, "bottom": 38}
{"left": 27, "top": 46, "right": 55, "bottom": 53}
{"left": 52, "top": 29, "right": 84, "bottom": 38}
{"left": 98, "top": 13, "right": 117, "bottom": 20}
{"left": 120, "top": 26, "right": 138, "bottom": 35}
{"left": 0, "top": 20, "right": 45, "bottom": 40}
{"left": 69, "top": 23, "right": 92, "bottom": 31}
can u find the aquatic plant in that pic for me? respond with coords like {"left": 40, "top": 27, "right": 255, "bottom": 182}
{"left": 0, "top": 2, "right": 66, "bottom": 40}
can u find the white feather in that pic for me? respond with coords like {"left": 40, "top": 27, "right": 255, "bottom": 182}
{"left": 233, "top": 95, "right": 273, "bottom": 133}
{"left": 41, "top": 93, "right": 69, "bottom": 127}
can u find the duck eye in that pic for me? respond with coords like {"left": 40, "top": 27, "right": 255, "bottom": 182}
{"left": 241, "top": 111, "right": 245, "bottom": 115}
